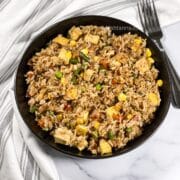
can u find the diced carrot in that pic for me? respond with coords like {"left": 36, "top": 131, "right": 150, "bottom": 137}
{"left": 99, "top": 59, "right": 109, "bottom": 69}
{"left": 64, "top": 104, "right": 72, "bottom": 111}
{"left": 113, "top": 114, "right": 123, "bottom": 122}
{"left": 38, "top": 119, "right": 45, "bottom": 128}
{"left": 112, "top": 78, "right": 118, "bottom": 84}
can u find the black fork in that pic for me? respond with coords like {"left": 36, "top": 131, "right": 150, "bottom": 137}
{"left": 138, "top": 0, "right": 180, "bottom": 108}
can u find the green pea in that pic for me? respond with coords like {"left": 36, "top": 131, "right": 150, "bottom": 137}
{"left": 49, "top": 111, "right": 54, "bottom": 116}
{"left": 108, "top": 130, "right": 115, "bottom": 140}
{"left": 71, "top": 75, "right": 78, "bottom": 84}
{"left": 55, "top": 71, "right": 63, "bottom": 79}
{"left": 126, "top": 127, "right": 132, "bottom": 133}
{"left": 96, "top": 83, "right": 102, "bottom": 91}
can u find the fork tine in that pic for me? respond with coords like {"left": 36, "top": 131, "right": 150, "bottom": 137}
{"left": 146, "top": 0, "right": 161, "bottom": 33}
{"left": 151, "top": 0, "right": 161, "bottom": 30}
{"left": 138, "top": 0, "right": 160, "bottom": 34}
{"left": 147, "top": 0, "right": 158, "bottom": 33}
{"left": 144, "top": 0, "right": 154, "bottom": 33}
{"left": 141, "top": 0, "right": 151, "bottom": 34}
{"left": 137, "top": 1, "right": 146, "bottom": 33}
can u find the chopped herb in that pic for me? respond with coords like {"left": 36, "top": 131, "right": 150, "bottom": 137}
{"left": 49, "top": 110, "right": 54, "bottom": 116}
{"left": 96, "top": 83, "right": 102, "bottom": 91}
{"left": 69, "top": 58, "right": 79, "bottom": 64}
{"left": 80, "top": 51, "right": 89, "bottom": 62}
{"left": 71, "top": 75, "right": 78, "bottom": 84}
{"left": 99, "top": 64, "right": 105, "bottom": 70}
{"left": 66, "top": 122, "right": 71, "bottom": 128}
{"left": 91, "top": 131, "right": 99, "bottom": 139}
{"left": 71, "top": 67, "right": 84, "bottom": 84}
{"left": 132, "top": 72, "right": 138, "bottom": 78}
{"left": 108, "top": 130, "right": 115, "bottom": 140}
{"left": 81, "top": 87, "right": 86, "bottom": 93}
{"left": 99, "top": 59, "right": 109, "bottom": 69}
{"left": 70, "top": 121, "right": 76, "bottom": 128}
{"left": 81, "top": 62, "right": 88, "bottom": 69}
{"left": 55, "top": 71, "right": 63, "bottom": 79}
{"left": 125, "top": 127, "right": 132, "bottom": 133}
{"left": 74, "top": 67, "right": 83, "bottom": 76}
{"left": 29, "top": 105, "right": 37, "bottom": 113}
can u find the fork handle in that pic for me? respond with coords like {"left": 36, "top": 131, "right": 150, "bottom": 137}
{"left": 156, "top": 39, "right": 180, "bottom": 108}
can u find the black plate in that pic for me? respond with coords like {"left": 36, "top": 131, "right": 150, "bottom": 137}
{"left": 15, "top": 15, "right": 171, "bottom": 159}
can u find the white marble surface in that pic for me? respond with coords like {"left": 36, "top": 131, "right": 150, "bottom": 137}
{"left": 47, "top": 22, "right": 180, "bottom": 180}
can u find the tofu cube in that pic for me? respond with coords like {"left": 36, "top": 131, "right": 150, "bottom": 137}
{"left": 77, "top": 138, "right": 88, "bottom": 151}
{"left": 135, "top": 57, "right": 150, "bottom": 74}
{"left": 53, "top": 35, "right": 69, "bottom": 46}
{"left": 53, "top": 127, "right": 72, "bottom": 145}
{"left": 69, "top": 27, "right": 82, "bottom": 40}
{"left": 84, "top": 34, "right": 100, "bottom": 44}
{"left": 83, "top": 69, "right": 94, "bottom": 81}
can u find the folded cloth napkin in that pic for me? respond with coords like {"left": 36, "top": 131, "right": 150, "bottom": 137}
{"left": 0, "top": 0, "right": 180, "bottom": 179}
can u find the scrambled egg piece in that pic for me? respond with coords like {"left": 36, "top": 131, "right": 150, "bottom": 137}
{"left": 93, "top": 121, "right": 100, "bottom": 130}
{"left": 76, "top": 125, "right": 88, "bottom": 136}
{"left": 58, "top": 48, "right": 72, "bottom": 64}
{"left": 70, "top": 40, "right": 76, "bottom": 46}
{"left": 114, "top": 103, "right": 121, "bottom": 111}
{"left": 65, "top": 87, "right": 78, "bottom": 100}
{"left": 81, "top": 48, "right": 89, "bottom": 55}
{"left": 127, "top": 114, "right": 133, "bottom": 120}
{"left": 93, "top": 56, "right": 99, "bottom": 61}
{"left": 106, "top": 106, "right": 119, "bottom": 120}
{"left": 131, "top": 37, "right": 143, "bottom": 51}
{"left": 61, "top": 77, "right": 68, "bottom": 86}
{"left": 118, "top": 93, "right": 127, "bottom": 101}
{"left": 76, "top": 111, "right": 89, "bottom": 124}
{"left": 99, "top": 139, "right": 112, "bottom": 155}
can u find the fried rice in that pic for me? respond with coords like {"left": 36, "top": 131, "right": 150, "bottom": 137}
{"left": 25, "top": 25, "right": 162, "bottom": 155}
